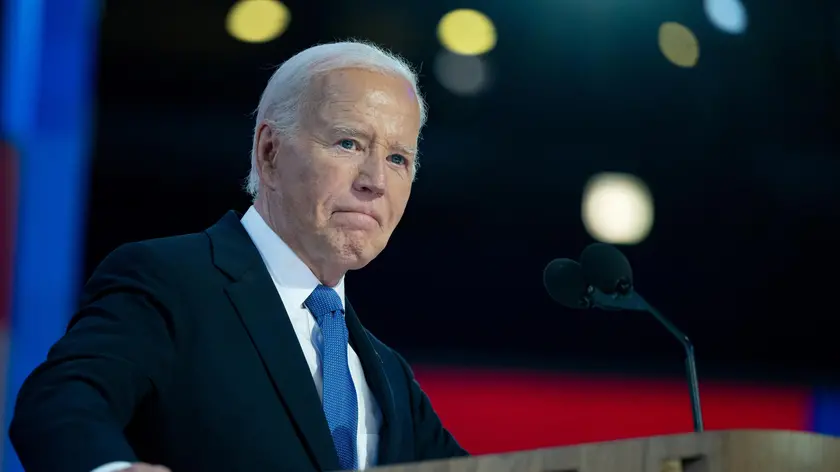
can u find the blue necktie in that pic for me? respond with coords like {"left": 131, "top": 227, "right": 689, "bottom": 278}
{"left": 305, "top": 285, "right": 359, "bottom": 470}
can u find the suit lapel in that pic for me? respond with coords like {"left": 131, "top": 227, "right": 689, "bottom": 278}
{"left": 345, "top": 301, "right": 401, "bottom": 466}
{"left": 207, "top": 212, "right": 340, "bottom": 472}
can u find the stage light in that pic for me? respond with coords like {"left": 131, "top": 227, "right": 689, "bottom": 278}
{"left": 703, "top": 0, "right": 748, "bottom": 35}
{"left": 434, "top": 51, "right": 489, "bottom": 96}
{"left": 658, "top": 22, "right": 700, "bottom": 68}
{"left": 226, "top": 0, "right": 290, "bottom": 43}
{"left": 437, "top": 9, "right": 497, "bottom": 56}
{"left": 582, "top": 172, "right": 654, "bottom": 245}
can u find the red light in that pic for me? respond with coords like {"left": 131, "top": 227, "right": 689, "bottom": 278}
{"left": 1, "top": 141, "right": 18, "bottom": 327}
{"left": 414, "top": 367, "right": 811, "bottom": 454}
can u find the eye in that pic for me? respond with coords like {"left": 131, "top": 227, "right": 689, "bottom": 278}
{"left": 338, "top": 139, "right": 359, "bottom": 151}
{"left": 388, "top": 154, "right": 407, "bottom": 166}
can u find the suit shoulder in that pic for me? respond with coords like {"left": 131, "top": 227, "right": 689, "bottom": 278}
{"left": 87, "top": 231, "right": 212, "bottom": 298}
{"left": 98, "top": 231, "right": 209, "bottom": 271}
{"left": 116, "top": 231, "right": 209, "bottom": 260}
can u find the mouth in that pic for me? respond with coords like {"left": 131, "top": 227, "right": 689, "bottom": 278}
{"left": 332, "top": 210, "right": 381, "bottom": 228}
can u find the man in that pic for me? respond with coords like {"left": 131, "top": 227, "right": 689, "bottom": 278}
{"left": 9, "top": 41, "right": 468, "bottom": 472}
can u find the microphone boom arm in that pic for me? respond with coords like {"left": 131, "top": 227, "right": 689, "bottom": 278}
{"left": 589, "top": 288, "right": 705, "bottom": 433}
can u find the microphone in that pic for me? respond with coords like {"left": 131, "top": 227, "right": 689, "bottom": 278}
{"left": 542, "top": 258, "right": 590, "bottom": 309}
{"left": 578, "top": 243, "right": 704, "bottom": 433}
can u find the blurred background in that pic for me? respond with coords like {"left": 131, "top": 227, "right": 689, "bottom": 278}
{"left": 2, "top": 0, "right": 840, "bottom": 469}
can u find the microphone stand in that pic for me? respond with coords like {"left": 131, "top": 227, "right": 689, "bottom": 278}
{"left": 588, "top": 287, "right": 704, "bottom": 433}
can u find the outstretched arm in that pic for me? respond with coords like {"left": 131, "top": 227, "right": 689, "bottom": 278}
{"left": 9, "top": 242, "right": 178, "bottom": 472}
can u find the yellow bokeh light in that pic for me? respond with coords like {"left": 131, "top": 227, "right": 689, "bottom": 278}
{"left": 437, "top": 9, "right": 497, "bottom": 56}
{"left": 658, "top": 22, "right": 699, "bottom": 68}
{"left": 226, "top": 0, "right": 290, "bottom": 44}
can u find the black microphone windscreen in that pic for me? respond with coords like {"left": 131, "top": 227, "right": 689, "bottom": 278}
{"left": 580, "top": 243, "right": 634, "bottom": 294}
{"left": 543, "top": 258, "right": 589, "bottom": 309}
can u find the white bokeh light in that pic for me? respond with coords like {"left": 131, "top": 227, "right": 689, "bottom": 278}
{"left": 703, "top": 0, "right": 748, "bottom": 35}
{"left": 433, "top": 51, "right": 489, "bottom": 96}
{"left": 582, "top": 172, "right": 654, "bottom": 245}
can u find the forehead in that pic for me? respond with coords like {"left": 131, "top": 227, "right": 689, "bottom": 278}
{"left": 306, "top": 69, "right": 421, "bottom": 136}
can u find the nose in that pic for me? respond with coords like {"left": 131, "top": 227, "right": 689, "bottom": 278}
{"left": 353, "top": 153, "right": 387, "bottom": 196}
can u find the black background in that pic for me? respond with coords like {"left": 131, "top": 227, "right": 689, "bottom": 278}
{"left": 88, "top": 0, "right": 840, "bottom": 385}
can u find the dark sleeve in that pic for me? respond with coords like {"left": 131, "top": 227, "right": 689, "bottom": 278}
{"left": 8, "top": 242, "right": 178, "bottom": 472}
{"left": 394, "top": 353, "right": 470, "bottom": 461}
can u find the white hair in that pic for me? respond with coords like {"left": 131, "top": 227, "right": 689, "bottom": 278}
{"left": 246, "top": 40, "right": 427, "bottom": 197}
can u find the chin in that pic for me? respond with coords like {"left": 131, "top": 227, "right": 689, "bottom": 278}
{"left": 324, "top": 228, "right": 386, "bottom": 267}
{"left": 337, "top": 241, "right": 383, "bottom": 270}
{"left": 334, "top": 249, "right": 373, "bottom": 271}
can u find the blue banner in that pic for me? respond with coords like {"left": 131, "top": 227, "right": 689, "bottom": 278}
{"left": 2, "top": 0, "right": 99, "bottom": 471}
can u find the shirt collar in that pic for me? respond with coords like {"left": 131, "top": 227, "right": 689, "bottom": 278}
{"left": 240, "top": 206, "right": 346, "bottom": 310}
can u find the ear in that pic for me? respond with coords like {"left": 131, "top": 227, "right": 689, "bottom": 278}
{"left": 255, "top": 122, "right": 280, "bottom": 191}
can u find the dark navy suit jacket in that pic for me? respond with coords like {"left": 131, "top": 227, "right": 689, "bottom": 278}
{"left": 9, "top": 211, "right": 467, "bottom": 472}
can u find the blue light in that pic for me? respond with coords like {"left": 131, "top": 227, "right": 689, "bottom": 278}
{"left": 703, "top": 0, "right": 748, "bottom": 35}
{"left": 813, "top": 387, "right": 840, "bottom": 436}
{"left": 1, "top": 0, "right": 99, "bottom": 471}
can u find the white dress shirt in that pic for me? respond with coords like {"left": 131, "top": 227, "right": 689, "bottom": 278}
{"left": 92, "top": 206, "right": 381, "bottom": 472}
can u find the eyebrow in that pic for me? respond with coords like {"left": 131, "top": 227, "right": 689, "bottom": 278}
{"left": 392, "top": 142, "right": 418, "bottom": 157}
{"left": 332, "top": 125, "right": 417, "bottom": 157}
{"left": 331, "top": 125, "right": 369, "bottom": 138}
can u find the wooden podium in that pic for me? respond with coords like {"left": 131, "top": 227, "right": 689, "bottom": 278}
{"left": 370, "top": 430, "right": 840, "bottom": 472}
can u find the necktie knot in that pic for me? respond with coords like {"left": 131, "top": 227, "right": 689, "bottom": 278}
{"left": 305, "top": 285, "right": 344, "bottom": 326}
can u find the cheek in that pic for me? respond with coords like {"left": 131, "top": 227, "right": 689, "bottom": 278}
{"left": 386, "top": 185, "right": 412, "bottom": 225}
{"left": 280, "top": 170, "right": 322, "bottom": 220}
{"left": 319, "top": 162, "right": 358, "bottom": 194}
{"left": 312, "top": 170, "right": 349, "bottom": 216}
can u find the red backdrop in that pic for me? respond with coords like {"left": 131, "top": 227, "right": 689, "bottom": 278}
{"left": 1, "top": 142, "right": 17, "bottom": 327}
{"left": 414, "top": 367, "right": 812, "bottom": 454}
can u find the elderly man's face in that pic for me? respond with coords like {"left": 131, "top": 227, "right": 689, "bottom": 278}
{"left": 256, "top": 69, "right": 421, "bottom": 277}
